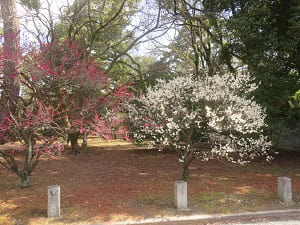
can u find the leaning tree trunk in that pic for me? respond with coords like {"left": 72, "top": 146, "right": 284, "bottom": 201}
{"left": 0, "top": 0, "right": 20, "bottom": 119}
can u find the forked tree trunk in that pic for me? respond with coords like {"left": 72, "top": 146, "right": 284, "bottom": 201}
{"left": 21, "top": 141, "right": 33, "bottom": 187}
{"left": 0, "top": 150, "right": 32, "bottom": 187}
{"left": 20, "top": 141, "right": 35, "bottom": 188}
{"left": 14, "top": 148, "right": 39, "bottom": 188}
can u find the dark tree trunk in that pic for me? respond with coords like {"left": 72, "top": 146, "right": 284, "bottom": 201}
{"left": 68, "top": 131, "right": 80, "bottom": 155}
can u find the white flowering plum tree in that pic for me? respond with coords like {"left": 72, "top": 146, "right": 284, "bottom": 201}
{"left": 127, "top": 72, "right": 272, "bottom": 181}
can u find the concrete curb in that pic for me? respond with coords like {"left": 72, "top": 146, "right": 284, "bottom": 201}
{"left": 107, "top": 209, "right": 300, "bottom": 225}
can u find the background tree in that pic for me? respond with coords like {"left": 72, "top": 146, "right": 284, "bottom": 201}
{"left": 20, "top": 0, "right": 170, "bottom": 82}
{"left": 0, "top": 0, "right": 20, "bottom": 122}
{"left": 158, "top": 0, "right": 238, "bottom": 77}
{"left": 157, "top": 0, "right": 300, "bottom": 141}
{"left": 211, "top": 0, "right": 300, "bottom": 128}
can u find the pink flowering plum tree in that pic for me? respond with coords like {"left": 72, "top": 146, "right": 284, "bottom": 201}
{"left": 0, "top": 50, "right": 64, "bottom": 187}
{"left": 0, "top": 38, "right": 130, "bottom": 187}
{"left": 127, "top": 72, "right": 272, "bottom": 181}
{"left": 21, "top": 40, "right": 131, "bottom": 153}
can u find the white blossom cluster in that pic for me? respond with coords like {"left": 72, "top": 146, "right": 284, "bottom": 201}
{"left": 126, "top": 72, "right": 272, "bottom": 164}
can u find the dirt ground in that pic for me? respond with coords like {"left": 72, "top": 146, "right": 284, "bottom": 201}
{"left": 0, "top": 139, "right": 300, "bottom": 225}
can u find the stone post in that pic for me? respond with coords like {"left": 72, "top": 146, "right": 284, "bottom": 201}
{"left": 278, "top": 177, "right": 294, "bottom": 204}
{"left": 174, "top": 180, "right": 188, "bottom": 210}
{"left": 48, "top": 185, "right": 61, "bottom": 218}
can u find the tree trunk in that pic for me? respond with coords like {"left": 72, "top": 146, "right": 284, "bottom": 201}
{"left": 71, "top": 137, "right": 80, "bottom": 155}
{"left": 0, "top": 0, "right": 20, "bottom": 119}
{"left": 21, "top": 141, "right": 33, "bottom": 188}
{"left": 68, "top": 131, "right": 80, "bottom": 155}
{"left": 81, "top": 130, "right": 88, "bottom": 152}
{"left": 21, "top": 173, "right": 31, "bottom": 188}
{"left": 180, "top": 153, "right": 195, "bottom": 181}
{"left": 181, "top": 162, "right": 190, "bottom": 181}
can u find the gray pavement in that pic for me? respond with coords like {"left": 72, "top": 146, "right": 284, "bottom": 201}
{"left": 233, "top": 221, "right": 300, "bottom": 225}
{"left": 200, "top": 212, "right": 300, "bottom": 225}
{"left": 106, "top": 209, "right": 300, "bottom": 225}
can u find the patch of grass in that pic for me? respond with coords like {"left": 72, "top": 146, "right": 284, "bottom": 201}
{"left": 54, "top": 204, "right": 94, "bottom": 224}
{"left": 0, "top": 214, "right": 13, "bottom": 225}
{"left": 197, "top": 191, "right": 225, "bottom": 202}
{"left": 190, "top": 191, "right": 232, "bottom": 213}
{"left": 135, "top": 192, "right": 173, "bottom": 208}
{"left": 189, "top": 189, "right": 281, "bottom": 214}
{"left": 82, "top": 138, "right": 134, "bottom": 147}
{"left": 0, "top": 212, "right": 31, "bottom": 225}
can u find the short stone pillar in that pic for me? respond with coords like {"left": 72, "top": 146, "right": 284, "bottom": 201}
{"left": 174, "top": 180, "right": 188, "bottom": 210}
{"left": 278, "top": 177, "right": 294, "bottom": 204}
{"left": 48, "top": 185, "right": 61, "bottom": 218}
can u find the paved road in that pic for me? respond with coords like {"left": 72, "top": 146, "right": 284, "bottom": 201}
{"left": 172, "top": 214, "right": 300, "bottom": 225}
{"left": 127, "top": 217, "right": 300, "bottom": 225}
{"left": 233, "top": 221, "right": 300, "bottom": 225}
{"left": 203, "top": 213, "right": 300, "bottom": 225}
{"left": 88, "top": 210, "right": 300, "bottom": 225}
{"left": 215, "top": 213, "right": 300, "bottom": 225}
{"left": 120, "top": 212, "right": 300, "bottom": 225}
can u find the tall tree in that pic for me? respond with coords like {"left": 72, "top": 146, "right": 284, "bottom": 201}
{"left": 55, "top": 0, "right": 166, "bottom": 79}
{"left": 0, "top": 0, "right": 20, "bottom": 120}
{"left": 20, "top": 0, "right": 168, "bottom": 83}
{"left": 160, "top": 0, "right": 300, "bottom": 130}
{"left": 158, "top": 0, "right": 239, "bottom": 77}
{"left": 224, "top": 0, "right": 300, "bottom": 127}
